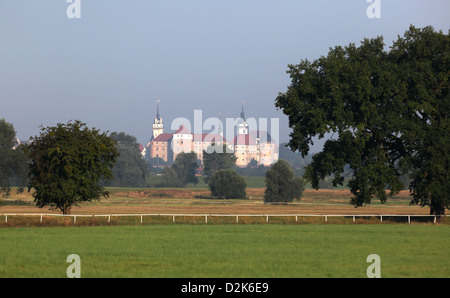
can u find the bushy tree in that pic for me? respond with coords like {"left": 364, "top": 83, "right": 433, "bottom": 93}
{"left": 23, "top": 120, "right": 119, "bottom": 214}
{"left": 0, "top": 119, "right": 27, "bottom": 197}
{"left": 160, "top": 152, "right": 199, "bottom": 187}
{"left": 108, "top": 132, "right": 150, "bottom": 187}
{"left": 264, "top": 160, "right": 304, "bottom": 203}
{"left": 158, "top": 166, "right": 185, "bottom": 187}
{"left": 209, "top": 169, "right": 247, "bottom": 199}
{"left": 275, "top": 26, "right": 449, "bottom": 215}
{"left": 173, "top": 152, "right": 199, "bottom": 185}
{"left": 202, "top": 143, "right": 236, "bottom": 183}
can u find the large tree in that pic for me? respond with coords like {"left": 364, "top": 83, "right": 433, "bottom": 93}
{"left": 0, "top": 119, "right": 27, "bottom": 197}
{"left": 23, "top": 120, "right": 119, "bottom": 214}
{"left": 275, "top": 26, "right": 449, "bottom": 215}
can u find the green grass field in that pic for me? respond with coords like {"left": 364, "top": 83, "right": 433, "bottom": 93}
{"left": 1, "top": 224, "right": 448, "bottom": 278}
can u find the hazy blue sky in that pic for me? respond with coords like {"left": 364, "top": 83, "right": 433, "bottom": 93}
{"left": 1, "top": 0, "right": 449, "bottom": 152}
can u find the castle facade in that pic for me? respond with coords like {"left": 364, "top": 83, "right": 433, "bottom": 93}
{"left": 145, "top": 102, "right": 278, "bottom": 167}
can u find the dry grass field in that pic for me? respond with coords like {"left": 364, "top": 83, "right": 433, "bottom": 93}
{"left": 0, "top": 187, "right": 430, "bottom": 216}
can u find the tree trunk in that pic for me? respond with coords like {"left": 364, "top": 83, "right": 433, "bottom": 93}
{"left": 62, "top": 204, "right": 71, "bottom": 215}
{"left": 430, "top": 200, "right": 445, "bottom": 222}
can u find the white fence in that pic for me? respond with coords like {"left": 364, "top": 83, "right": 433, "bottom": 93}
{"left": 1, "top": 213, "right": 447, "bottom": 225}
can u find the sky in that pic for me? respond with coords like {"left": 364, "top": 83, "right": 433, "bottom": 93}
{"left": 1, "top": 0, "right": 449, "bottom": 153}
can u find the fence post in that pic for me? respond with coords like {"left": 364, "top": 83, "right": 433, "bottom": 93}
{"left": 236, "top": 215, "right": 239, "bottom": 223}
{"left": 205, "top": 215, "right": 208, "bottom": 224}
{"left": 353, "top": 216, "right": 355, "bottom": 222}
{"left": 408, "top": 216, "right": 410, "bottom": 224}
{"left": 266, "top": 215, "right": 269, "bottom": 223}
{"left": 5, "top": 215, "right": 7, "bottom": 223}
{"left": 380, "top": 215, "right": 383, "bottom": 223}
{"left": 141, "top": 215, "right": 143, "bottom": 224}
{"left": 173, "top": 215, "right": 175, "bottom": 223}
{"left": 40, "top": 214, "right": 43, "bottom": 224}
{"left": 74, "top": 216, "right": 77, "bottom": 224}
{"left": 324, "top": 215, "right": 327, "bottom": 222}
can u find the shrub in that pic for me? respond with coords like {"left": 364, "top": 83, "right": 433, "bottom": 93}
{"left": 209, "top": 170, "right": 247, "bottom": 199}
{"left": 264, "top": 160, "right": 304, "bottom": 203}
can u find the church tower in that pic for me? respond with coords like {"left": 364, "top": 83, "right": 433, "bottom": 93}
{"left": 238, "top": 102, "right": 248, "bottom": 135}
{"left": 152, "top": 100, "right": 164, "bottom": 139}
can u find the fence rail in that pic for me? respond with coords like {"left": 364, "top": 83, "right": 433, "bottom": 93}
{"left": 1, "top": 213, "right": 447, "bottom": 225}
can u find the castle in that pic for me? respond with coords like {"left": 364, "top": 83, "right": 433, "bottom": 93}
{"left": 144, "top": 101, "right": 278, "bottom": 167}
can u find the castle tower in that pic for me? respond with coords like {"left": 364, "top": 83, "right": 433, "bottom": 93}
{"left": 238, "top": 102, "right": 248, "bottom": 135}
{"left": 152, "top": 100, "right": 164, "bottom": 139}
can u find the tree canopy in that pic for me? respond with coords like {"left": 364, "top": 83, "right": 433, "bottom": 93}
{"left": 209, "top": 169, "right": 247, "bottom": 199}
{"left": 108, "top": 132, "right": 150, "bottom": 187}
{"left": 0, "top": 119, "right": 27, "bottom": 197}
{"left": 264, "top": 160, "right": 304, "bottom": 203}
{"left": 23, "top": 120, "right": 119, "bottom": 214}
{"left": 159, "top": 152, "right": 199, "bottom": 187}
{"left": 275, "top": 26, "right": 449, "bottom": 215}
{"left": 202, "top": 143, "right": 236, "bottom": 183}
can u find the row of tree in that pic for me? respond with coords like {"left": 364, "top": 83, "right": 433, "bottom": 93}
{"left": 0, "top": 119, "right": 304, "bottom": 214}
{"left": 161, "top": 144, "right": 304, "bottom": 202}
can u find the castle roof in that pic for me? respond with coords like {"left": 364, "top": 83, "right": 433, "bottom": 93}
{"left": 174, "top": 125, "right": 191, "bottom": 134}
{"left": 232, "top": 134, "right": 257, "bottom": 146}
{"left": 193, "top": 134, "right": 227, "bottom": 143}
{"left": 153, "top": 133, "right": 173, "bottom": 142}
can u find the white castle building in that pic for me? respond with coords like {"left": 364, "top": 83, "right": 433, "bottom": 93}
{"left": 145, "top": 101, "right": 278, "bottom": 167}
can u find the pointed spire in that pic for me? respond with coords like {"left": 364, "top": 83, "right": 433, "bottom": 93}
{"left": 156, "top": 100, "right": 161, "bottom": 120}
{"left": 240, "top": 101, "right": 245, "bottom": 120}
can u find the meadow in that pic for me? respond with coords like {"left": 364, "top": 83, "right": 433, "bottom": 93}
{"left": 0, "top": 224, "right": 448, "bottom": 278}
{"left": 1, "top": 185, "right": 448, "bottom": 279}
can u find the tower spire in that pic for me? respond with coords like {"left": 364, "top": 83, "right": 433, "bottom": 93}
{"left": 156, "top": 100, "right": 161, "bottom": 120}
{"left": 240, "top": 100, "right": 245, "bottom": 120}
{"left": 152, "top": 100, "right": 163, "bottom": 139}
{"left": 238, "top": 101, "right": 248, "bottom": 135}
